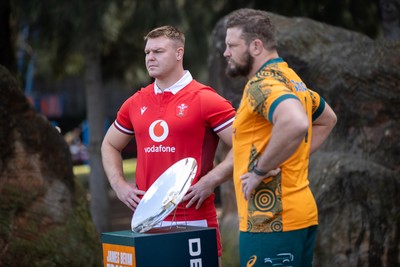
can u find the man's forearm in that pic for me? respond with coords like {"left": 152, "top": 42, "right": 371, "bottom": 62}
{"left": 101, "top": 144, "right": 125, "bottom": 190}
{"left": 310, "top": 124, "right": 334, "bottom": 154}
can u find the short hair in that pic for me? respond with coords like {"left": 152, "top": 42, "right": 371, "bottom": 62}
{"left": 144, "top": 25, "right": 185, "bottom": 46}
{"left": 226, "top": 8, "right": 276, "bottom": 50}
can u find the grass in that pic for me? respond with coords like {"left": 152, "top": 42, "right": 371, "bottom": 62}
{"left": 73, "top": 158, "right": 137, "bottom": 182}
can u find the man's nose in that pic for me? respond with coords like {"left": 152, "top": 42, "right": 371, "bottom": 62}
{"left": 146, "top": 52, "right": 155, "bottom": 60}
{"left": 223, "top": 48, "right": 230, "bottom": 58}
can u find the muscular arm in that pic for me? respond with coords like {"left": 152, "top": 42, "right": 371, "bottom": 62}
{"left": 310, "top": 101, "right": 337, "bottom": 154}
{"left": 257, "top": 99, "right": 309, "bottom": 172}
{"left": 183, "top": 125, "right": 234, "bottom": 209}
{"left": 241, "top": 99, "right": 309, "bottom": 200}
{"left": 101, "top": 124, "right": 145, "bottom": 211}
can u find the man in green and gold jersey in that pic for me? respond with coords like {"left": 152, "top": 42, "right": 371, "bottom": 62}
{"left": 223, "top": 8, "right": 337, "bottom": 267}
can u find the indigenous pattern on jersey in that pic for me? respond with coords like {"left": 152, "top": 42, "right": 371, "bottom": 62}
{"left": 115, "top": 79, "right": 235, "bottom": 223}
{"left": 232, "top": 58, "right": 325, "bottom": 233}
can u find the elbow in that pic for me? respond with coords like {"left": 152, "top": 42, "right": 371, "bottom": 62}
{"left": 293, "top": 118, "right": 309, "bottom": 139}
{"left": 325, "top": 104, "right": 338, "bottom": 129}
{"left": 300, "top": 117, "right": 310, "bottom": 136}
{"left": 331, "top": 113, "right": 338, "bottom": 128}
{"left": 282, "top": 113, "right": 309, "bottom": 138}
{"left": 101, "top": 138, "right": 110, "bottom": 155}
{"left": 327, "top": 111, "right": 338, "bottom": 131}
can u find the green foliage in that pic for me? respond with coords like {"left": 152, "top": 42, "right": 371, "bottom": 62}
{"left": 0, "top": 181, "right": 45, "bottom": 242}
{"left": 10, "top": 0, "right": 382, "bottom": 86}
{"left": 0, "top": 183, "right": 42, "bottom": 212}
{"left": 0, "top": 179, "right": 102, "bottom": 267}
{"left": 252, "top": 0, "right": 381, "bottom": 38}
{"left": 221, "top": 225, "right": 240, "bottom": 267}
{"left": 2, "top": 218, "right": 101, "bottom": 267}
{"left": 11, "top": 0, "right": 110, "bottom": 79}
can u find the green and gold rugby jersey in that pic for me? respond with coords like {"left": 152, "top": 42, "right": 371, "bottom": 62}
{"left": 232, "top": 58, "right": 325, "bottom": 232}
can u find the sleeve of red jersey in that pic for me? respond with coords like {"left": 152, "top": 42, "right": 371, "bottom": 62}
{"left": 199, "top": 88, "right": 236, "bottom": 133}
{"left": 114, "top": 96, "right": 135, "bottom": 135}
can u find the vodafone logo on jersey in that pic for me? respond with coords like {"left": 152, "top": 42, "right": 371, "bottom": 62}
{"left": 145, "top": 120, "right": 176, "bottom": 153}
{"left": 149, "top": 120, "right": 169, "bottom": 142}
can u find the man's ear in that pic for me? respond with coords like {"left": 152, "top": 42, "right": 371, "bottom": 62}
{"left": 250, "top": 39, "right": 263, "bottom": 56}
{"left": 176, "top": 47, "right": 184, "bottom": 60}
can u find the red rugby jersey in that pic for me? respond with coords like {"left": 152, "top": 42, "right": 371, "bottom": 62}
{"left": 114, "top": 80, "right": 235, "bottom": 221}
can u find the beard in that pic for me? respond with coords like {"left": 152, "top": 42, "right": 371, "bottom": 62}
{"left": 225, "top": 50, "right": 254, "bottom": 78}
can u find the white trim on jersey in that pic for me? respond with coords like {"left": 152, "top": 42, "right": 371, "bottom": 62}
{"left": 114, "top": 120, "right": 134, "bottom": 135}
{"left": 214, "top": 117, "right": 235, "bottom": 133}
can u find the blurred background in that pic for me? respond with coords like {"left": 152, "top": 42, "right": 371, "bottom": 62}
{"left": 1, "top": 0, "right": 399, "bottom": 266}
{"left": 2, "top": 0, "right": 385, "bottom": 144}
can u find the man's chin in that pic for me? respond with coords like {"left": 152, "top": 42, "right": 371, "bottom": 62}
{"left": 147, "top": 70, "right": 158, "bottom": 78}
{"left": 225, "top": 68, "right": 241, "bottom": 78}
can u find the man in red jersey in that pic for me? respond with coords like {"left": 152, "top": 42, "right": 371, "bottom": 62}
{"left": 101, "top": 25, "right": 235, "bottom": 266}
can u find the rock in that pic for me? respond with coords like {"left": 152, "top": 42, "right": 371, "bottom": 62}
{"left": 0, "top": 65, "right": 101, "bottom": 266}
{"left": 310, "top": 151, "right": 399, "bottom": 266}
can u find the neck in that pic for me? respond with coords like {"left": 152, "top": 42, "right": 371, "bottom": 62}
{"left": 155, "top": 68, "right": 185, "bottom": 91}
{"left": 247, "top": 51, "right": 279, "bottom": 79}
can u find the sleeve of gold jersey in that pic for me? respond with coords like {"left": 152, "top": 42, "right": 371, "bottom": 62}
{"left": 246, "top": 80, "right": 300, "bottom": 123}
{"left": 307, "top": 88, "right": 326, "bottom": 121}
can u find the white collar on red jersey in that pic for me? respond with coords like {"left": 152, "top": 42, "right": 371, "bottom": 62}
{"left": 154, "top": 70, "right": 193, "bottom": 95}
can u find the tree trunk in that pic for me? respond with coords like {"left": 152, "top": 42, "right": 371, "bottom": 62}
{"left": 84, "top": 44, "right": 110, "bottom": 233}
{"left": 380, "top": 0, "right": 400, "bottom": 40}
{"left": 0, "top": 0, "right": 16, "bottom": 74}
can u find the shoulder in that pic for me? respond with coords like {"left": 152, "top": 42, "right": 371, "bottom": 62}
{"left": 128, "top": 83, "right": 154, "bottom": 99}
{"left": 120, "top": 84, "right": 154, "bottom": 110}
{"left": 188, "top": 80, "right": 214, "bottom": 91}
{"left": 136, "top": 83, "right": 154, "bottom": 95}
{"left": 188, "top": 80, "right": 222, "bottom": 98}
